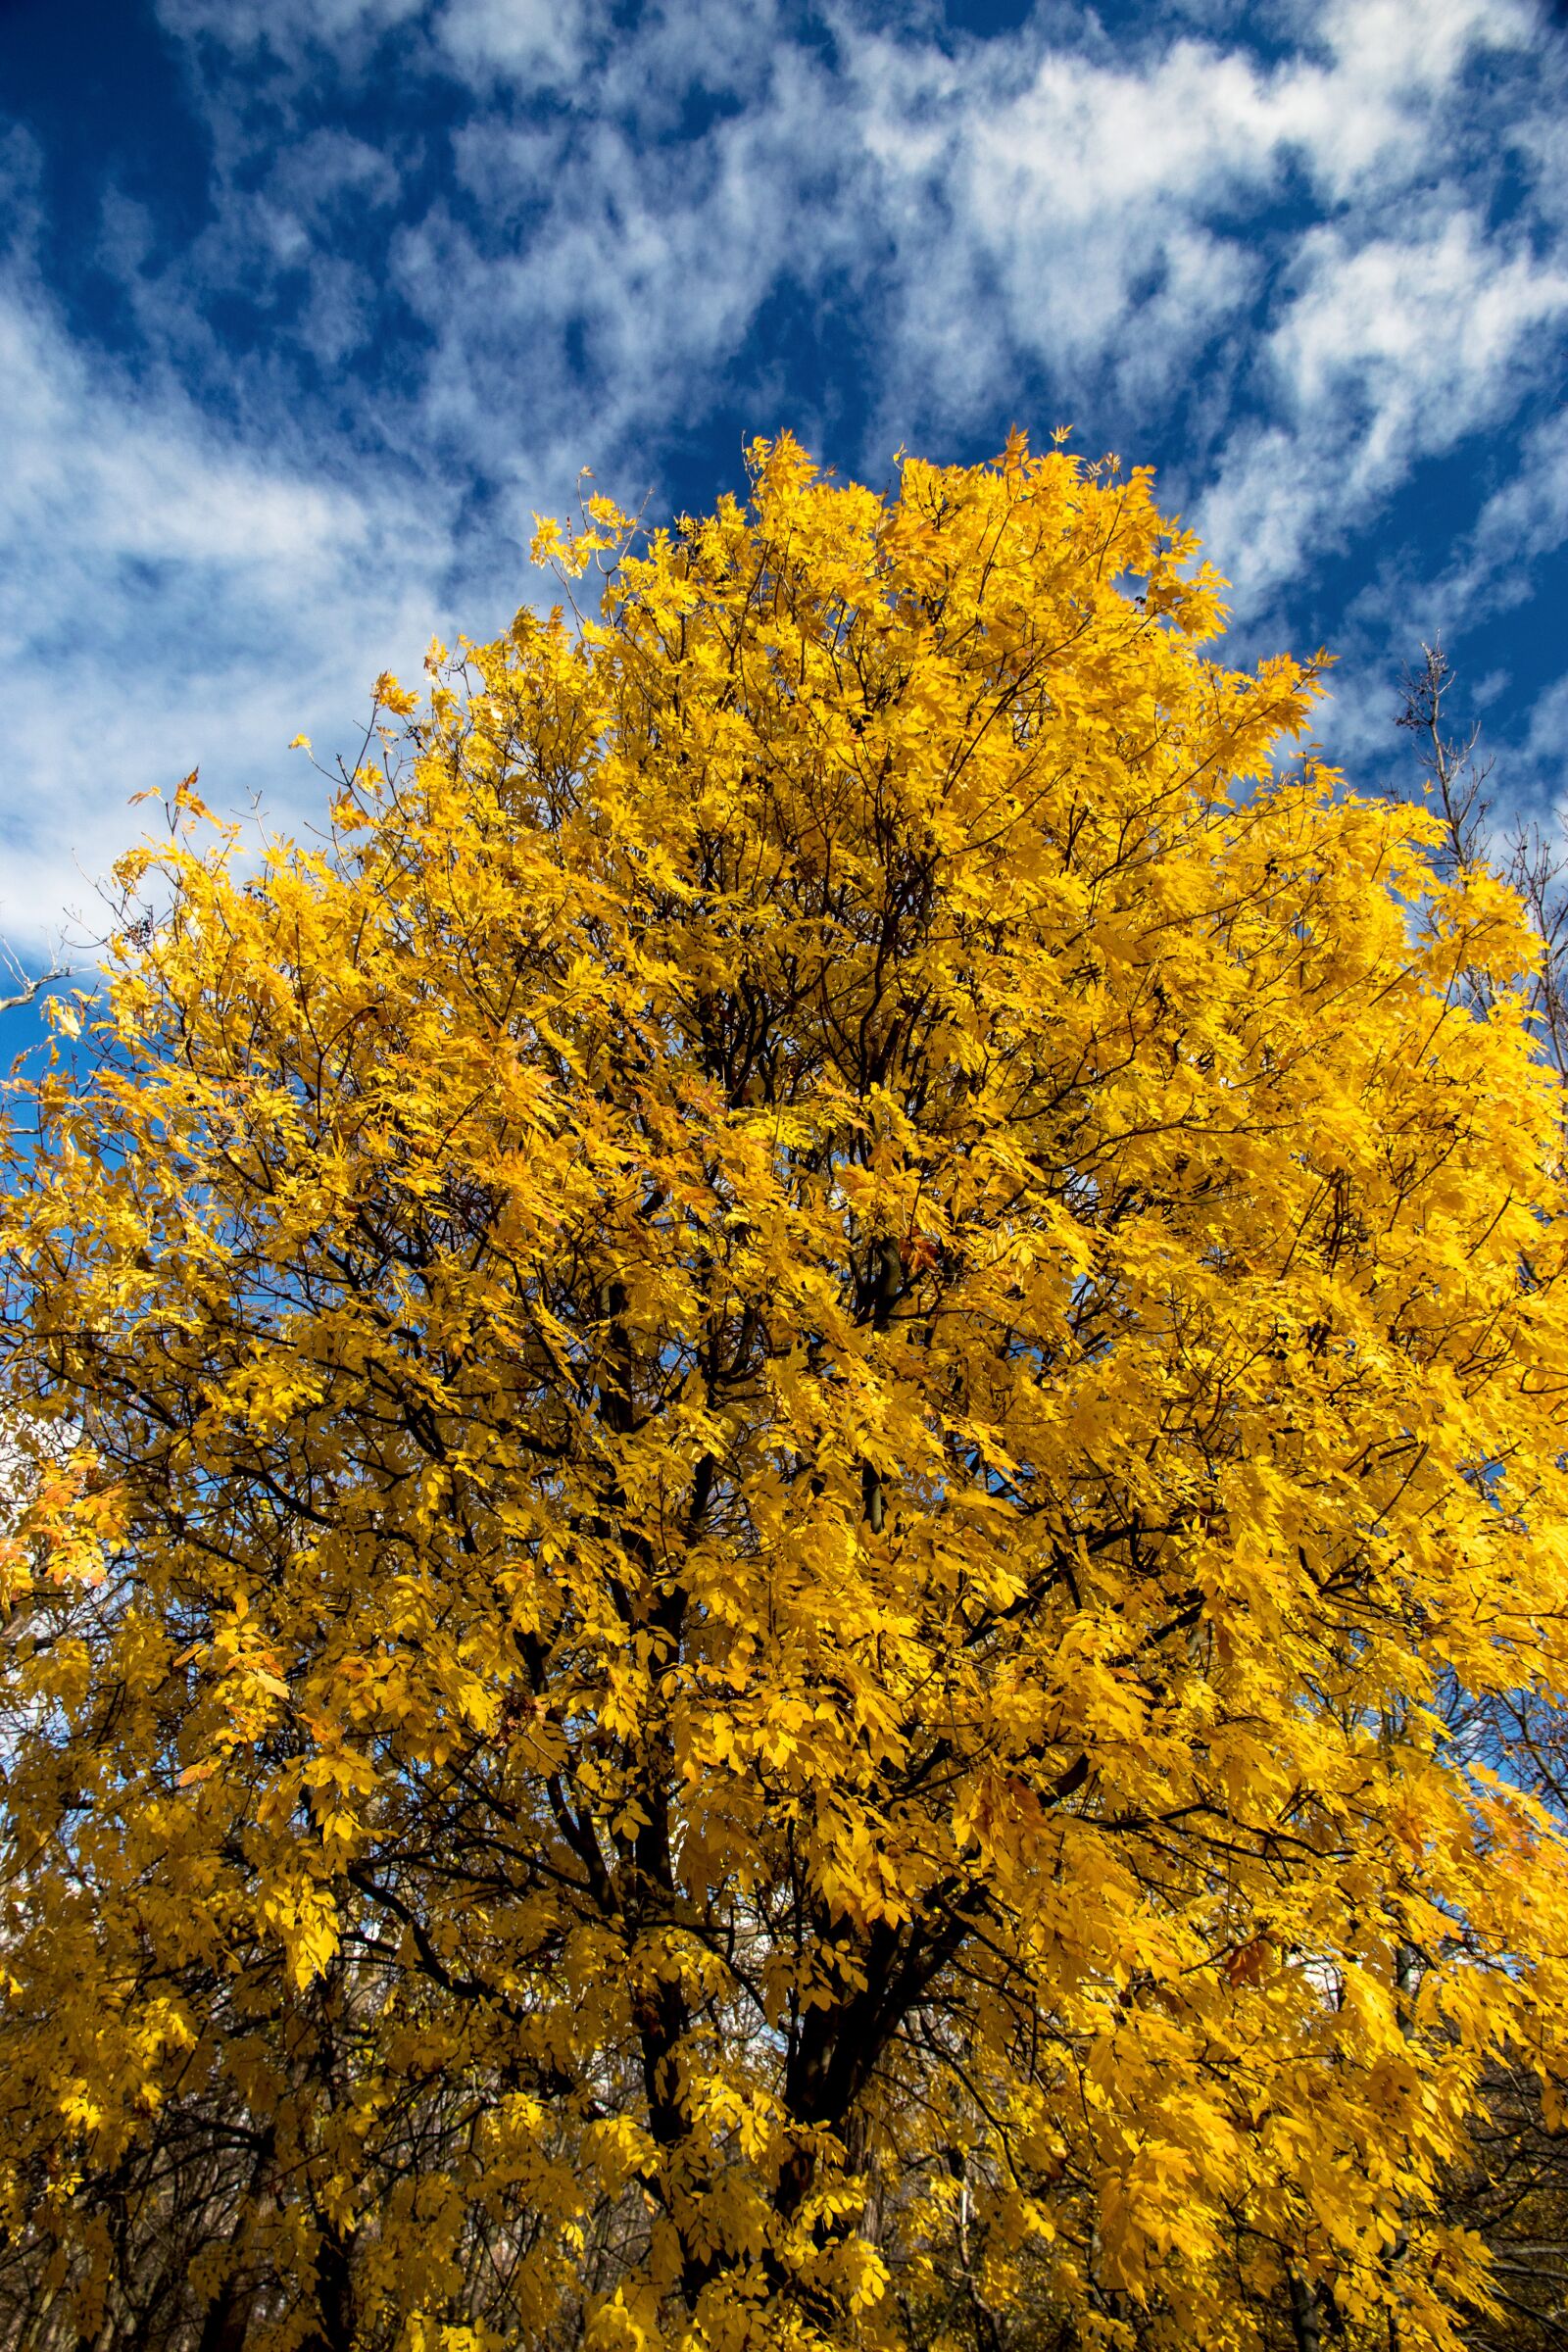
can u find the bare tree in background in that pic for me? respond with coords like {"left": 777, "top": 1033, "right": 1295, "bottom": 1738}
{"left": 0, "top": 942, "right": 69, "bottom": 1021}
{"left": 1398, "top": 643, "right": 1568, "bottom": 1084}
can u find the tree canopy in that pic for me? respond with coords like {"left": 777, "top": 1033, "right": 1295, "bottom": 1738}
{"left": 3, "top": 434, "right": 1567, "bottom": 2352}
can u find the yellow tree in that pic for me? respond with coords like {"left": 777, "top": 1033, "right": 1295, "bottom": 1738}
{"left": 3, "top": 434, "right": 1568, "bottom": 2352}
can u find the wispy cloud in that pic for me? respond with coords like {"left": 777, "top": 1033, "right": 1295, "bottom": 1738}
{"left": 1194, "top": 210, "right": 1568, "bottom": 614}
{"left": 0, "top": 249, "right": 452, "bottom": 948}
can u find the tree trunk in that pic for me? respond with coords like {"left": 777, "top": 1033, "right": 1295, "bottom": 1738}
{"left": 1288, "top": 2266, "right": 1323, "bottom": 2352}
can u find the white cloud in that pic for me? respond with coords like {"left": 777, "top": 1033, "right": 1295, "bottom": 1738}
{"left": 1439, "top": 408, "right": 1568, "bottom": 613}
{"left": 1294, "top": 0, "right": 1535, "bottom": 188}
{"left": 435, "top": 0, "right": 606, "bottom": 87}
{"left": 153, "top": 0, "right": 428, "bottom": 71}
{"left": 1273, "top": 215, "right": 1566, "bottom": 431}
{"left": 434, "top": 0, "right": 788, "bottom": 118}
{"left": 0, "top": 276, "right": 456, "bottom": 956}
{"left": 1193, "top": 211, "right": 1568, "bottom": 614}
{"left": 840, "top": 0, "right": 1538, "bottom": 443}
{"left": 1522, "top": 667, "right": 1568, "bottom": 754}
{"left": 384, "top": 28, "right": 855, "bottom": 511}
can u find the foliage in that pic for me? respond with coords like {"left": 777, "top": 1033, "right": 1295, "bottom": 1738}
{"left": 3, "top": 435, "right": 1568, "bottom": 2352}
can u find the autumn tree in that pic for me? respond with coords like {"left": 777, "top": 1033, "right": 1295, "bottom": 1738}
{"left": 3, "top": 435, "right": 1568, "bottom": 2352}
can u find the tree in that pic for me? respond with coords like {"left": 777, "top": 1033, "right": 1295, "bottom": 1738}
{"left": 2, "top": 433, "right": 1568, "bottom": 2352}
{"left": 1396, "top": 642, "right": 1568, "bottom": 1085}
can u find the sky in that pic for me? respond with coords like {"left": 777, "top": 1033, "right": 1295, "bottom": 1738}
{"left": 0, "top": 0, "right": 1565, "bottom": 973}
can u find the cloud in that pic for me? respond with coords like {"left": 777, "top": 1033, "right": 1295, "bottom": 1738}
{"left": 1193, "top": 210, "right": 1568, "bottom": 613}
{"left": 435, "top": 0, "right": 607, "bottom": 87}
{"left": 0, "top": 268, "right": 454, "bottom": 954}
{"left": 840, "top": 0, "right": 1540, "bottom": 437}
{"left": 1521, "top": 668, "right": 1568, "bottom": 795}
{"left": 152, "top": 0, "right": 428, "bottom": 76}
{"left": 1432, "top": 407, "right": 1568, "bottom": 618}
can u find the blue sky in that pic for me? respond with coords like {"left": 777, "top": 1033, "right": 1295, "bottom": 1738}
{"left": 1, "top": 0, "right": 1565, "bottom": 964}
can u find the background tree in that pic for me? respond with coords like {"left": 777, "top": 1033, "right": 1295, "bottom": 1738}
{"left": 3, "top": 437, "right": 1568, "bottom": 2352}
{"left": 1395, "top": 644, "right": 1568, "bottom": 1076}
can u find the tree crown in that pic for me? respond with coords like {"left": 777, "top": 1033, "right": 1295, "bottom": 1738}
{"left": 3, "top": 434, "right": 1567, "bottom": 2352}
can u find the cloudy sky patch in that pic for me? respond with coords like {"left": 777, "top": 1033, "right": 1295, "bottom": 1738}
{"left": 1, "top": 0, "right": 1564, "bottom": 953}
